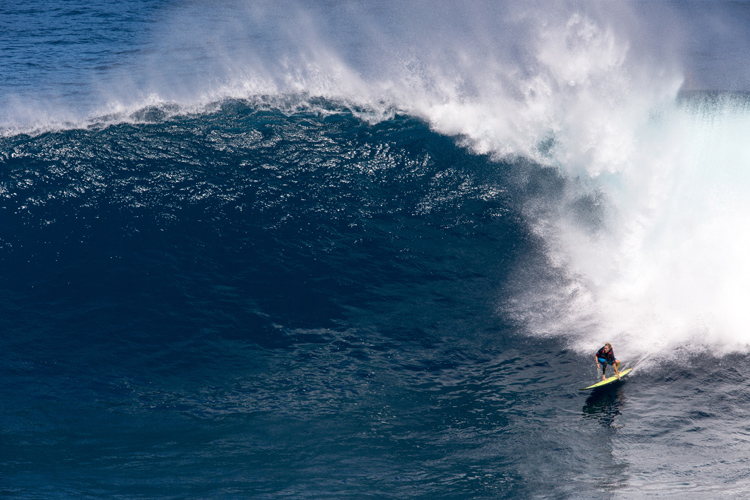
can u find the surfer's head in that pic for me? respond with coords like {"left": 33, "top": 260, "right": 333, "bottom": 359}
{"left": 604, "top": 342, "right": 612, "bottom": 351}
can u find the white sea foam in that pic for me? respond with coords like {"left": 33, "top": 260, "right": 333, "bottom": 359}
{"left": 546, "top": 94, "right": 750, "bottom": 361}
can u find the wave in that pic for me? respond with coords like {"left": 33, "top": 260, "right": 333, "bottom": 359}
{"left": 6, "top": 0, "right": 750, "bottom": 360}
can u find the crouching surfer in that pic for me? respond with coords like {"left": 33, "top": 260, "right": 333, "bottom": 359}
{"left": 595, "top": 342, "right": 621, "bottom": 381}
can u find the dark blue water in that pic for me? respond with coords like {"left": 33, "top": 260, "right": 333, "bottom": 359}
{"left": 4, "top": 1, "right": 750, "bottom": 498}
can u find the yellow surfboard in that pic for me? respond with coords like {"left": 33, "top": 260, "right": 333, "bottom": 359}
{"left": 579, "top": 368, "right": 633, "bottom": 391}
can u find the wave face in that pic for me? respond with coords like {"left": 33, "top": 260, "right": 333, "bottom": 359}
{"left": 5, "top": 1, "right": 750, "bottom": 498}
{"left": 0, "top": 103, "right": 530, "bottom": 344}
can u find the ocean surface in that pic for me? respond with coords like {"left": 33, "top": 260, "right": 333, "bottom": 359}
{"left": 4, "top": 1, "right": 750, "bottom": 498}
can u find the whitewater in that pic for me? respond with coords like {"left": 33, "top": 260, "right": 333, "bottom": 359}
{"left": 4, "top": 1, "right": 750, "bottom": 498}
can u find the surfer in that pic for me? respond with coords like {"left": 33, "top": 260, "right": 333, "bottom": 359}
{"left": 595, "top": 343, "right": 621, "bottom": 381}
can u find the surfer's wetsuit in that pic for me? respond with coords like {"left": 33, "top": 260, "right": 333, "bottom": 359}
{"left": 596, "top": 346, "right": 617, "bottom": 377}
{"left": 596, "top": 346, "right": 615, "bottom": 366}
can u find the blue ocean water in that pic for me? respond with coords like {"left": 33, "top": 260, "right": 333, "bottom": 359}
{"left": 4, "top": 1, "right": 750, "bottom": 498}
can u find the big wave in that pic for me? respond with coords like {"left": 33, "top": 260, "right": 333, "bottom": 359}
{"left": 5, "top": 0, "right": 750, "bottom": 361}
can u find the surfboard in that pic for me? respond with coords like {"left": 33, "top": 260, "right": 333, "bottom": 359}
{"left": 579, "top": 368, "right": 633, "bottom": 391}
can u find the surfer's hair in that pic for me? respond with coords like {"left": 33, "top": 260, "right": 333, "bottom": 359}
{"left": 604, "top": 342, "right": 612, "bottom": 349}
